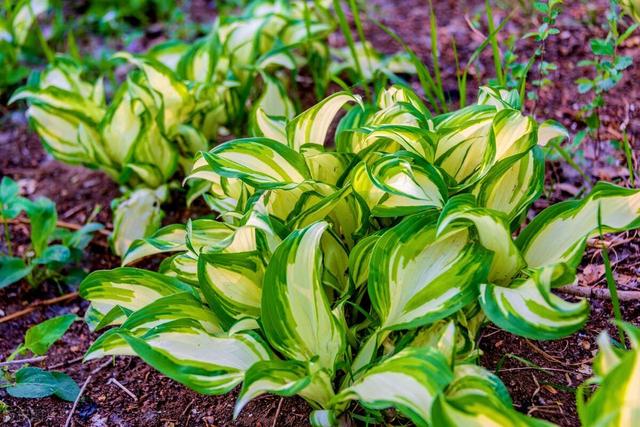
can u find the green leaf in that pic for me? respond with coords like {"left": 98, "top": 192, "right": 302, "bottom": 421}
{"left": 23, "top": 314, "right": 76, "bottom": 355}
{"left": 22, "top": 197, "right": 57, "bottom": 257}
{"left": 0, "top": 256, "right": 33, "bottom": 289}
{"left": 32, "top": 244, "right": 71, "bottom": 265}
{"left": 6, "top": 367, "right": 79, "bottom": 402}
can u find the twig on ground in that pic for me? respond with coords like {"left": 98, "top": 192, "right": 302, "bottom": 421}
{"left": 64, "top": 375, "right": 92, "bottom": 427}
{"left": 91, "top": 358, "right": 113, "bottom": 375}
{"left": 180, "top": 398, "right": 195, "bottom": 420}
{"left": 108, "top": 377, "right": 138, "bottom": 401}
{"left": 48, "top": 355, "right": 84, "bottom": 370}
{"left": 272, "top": 397, "right": 284, "bottom": 427}
{"left": 557, "top": 285, "right": 640, "bottom": 301}
{"left": 0, "top": 356, "right": 46, "bottom": 367}
{"left": 0, "top": 292, "right": 79, "bottom": 324}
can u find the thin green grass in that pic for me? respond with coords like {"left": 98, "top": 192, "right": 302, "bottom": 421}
{"left": 597, "top": 206, "right": 626, "bottom": 348}
{"left": 333, "top": 0, "right": 371, "bottom": 100}
{"left": 485, "top": 0, "right": 505, "bottom": 86}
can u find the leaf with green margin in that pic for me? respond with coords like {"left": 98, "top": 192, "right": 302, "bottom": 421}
{"left": 517, "top": 182, "right": 640, "bottom": 269}
{"left": 369, "top": 210, "right": 493, "bottom": 330}
{"left": 287, "top": 92, "right": 363, "bottom": 151}
{"left": 84, "top": 292, "right": 222, "bottom": 361}
{"left": 198, "top": 251, "right": 265, "bottom": 327}
{"left": 261, "top": 221, "right": 345, "bottom": 372}
{"left": 334, "top": 347, "right": 453, "bottom": 427}
{"left": 479, "top": 263, "right": 589, "bottom": 340}
{"left": 472, "top": 148, "right": 544, "bottom": 222}
{"left": 122, "top": 223, "right": 187, "bottom": 266}
{"left": 234, "top": 360, "right": 334, "bottom": 418}
{"left": 436, "top": 195, "right": 524, "bottom": 284}
{"left": 203, "top": 137, "right": 311, "bottom": 189}
{"left": 579, "top": 324, "right": 640, "bottom": 427}
{"left": 80, "top": 267, "right": 195, "bottom": 330}
{"left": 117, "top": 319, "right": 270, "bottom": 395}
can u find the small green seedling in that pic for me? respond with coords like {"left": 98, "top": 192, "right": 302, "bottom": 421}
{"left": 2, "top": 315, "right": 79, "bottom": 402}
{"left": 0, "top": 176, "right": 104, "bottom": 289}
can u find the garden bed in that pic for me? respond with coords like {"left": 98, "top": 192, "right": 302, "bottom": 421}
{"left": 1, "top": 0, "right": 639, "bottom": 426}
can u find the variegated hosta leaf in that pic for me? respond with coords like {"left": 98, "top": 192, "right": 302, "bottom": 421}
{"left": 477, "top": 86, "right": 521, "bottom": 111}
{"left": 348, "top": 233, "right": 381, "bottom": 289}
{"left": 117, "top": 319, "right": 270, "bottom": 395}
{"left": 84, "top": 292, "right": 222, "bottom": 360}
{"left": 38, "top": 57, "right": 97, "bottom": 101}
{"left": 147, "top": 40, "right": 190, "bottom": 72}
{"left": 252, "top": 74, "right": 295, "bottom": 120}
{"left": 580, "top": 324, "right": 640, "bottom": 427}
{"left": 11, "top": 0, "right": 49, "bottom": 45}
{"left": 235, "top": 360, "right": 335, "bottom": 418}
{"left": 369, "top": 210, "right": 492, "bottom": 330}
{"left": 110, "top": 186, "right": 167, "bottom": 256}
{"left": 437, "top": 195, "right": 524, "bottom": 284}
{"left": 287, "top": 92, "right": 363, "bottom": 151}
{"left": 79, "top": 267, "right": 195, "bottom": 330}
{"left": 203, "top": 137, "right": 311, "bottom": 189}
{"left": 301, "top": 145, "right": 354, "bottom": 186}
{"left": 517, "top": 182, "right": 640, "bottom": 269}
{"left": 252, "top": 108, "right": 288, "bottom": 144}
{"left": 198, "top": 251, "right": 265, "bottom": 326}
{"left": 479, "top": 264, "right": 589, "bottom": 340}
{"left": 472, "top": 148, "right": 544, "bottom": 222}
{"left": 351, "top": 153, "right": 447, "bottom": 218}
{"left": 432, "top": 362, "right": 554, "bottom": 426}
{"left": 434, "top": 105, "right": 495, "bottom": 186}
{"left": 445, "top": 364, "right": 512, "bottom": 407}
{"left": 353, "top": 125, "right": 436, "bottom": 161}
{"left": 122, "top": 224, "right": 187, "bottom": 266}
{"left": 432, "top": 393, "right": 553, "bottom": 427}
{"left": 262, "top": 221, "right": 345, "bottom": 372}
{"left": 537, "top": 120, "right": 569, "bottom": 147}
{"left": 376, "top": 85, "right": 430, "bottom": 117}
{"left": 334, "top": 347, "right": 453, "bottom": 427}
{"left": 113, "top": 52, "right": 193, "bottom": 131}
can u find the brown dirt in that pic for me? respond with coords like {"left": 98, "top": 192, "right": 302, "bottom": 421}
{"left": 2, "top": 0, "right": 640, "bottom": 426}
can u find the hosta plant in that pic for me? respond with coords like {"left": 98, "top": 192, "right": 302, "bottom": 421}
{"left": 578, "top": 323, "right": 640, "bottom": 427}
{"left": 79, "top": 84, "right": 640, "bottom": 426}
{"left": 9, "top": 0, "right": 333, "bottom": 253}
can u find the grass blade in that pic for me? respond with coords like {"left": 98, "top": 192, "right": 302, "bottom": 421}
{"left": 485, "top": 0, "right": 505, "bottom": 86}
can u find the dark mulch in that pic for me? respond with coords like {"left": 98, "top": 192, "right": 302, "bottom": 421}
{"left": 2, "top": 0, "right": 640, "bottom": 426}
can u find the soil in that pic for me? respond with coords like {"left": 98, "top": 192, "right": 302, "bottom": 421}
{"left": 1, "top": 0, "right": 640, "bottom": 426}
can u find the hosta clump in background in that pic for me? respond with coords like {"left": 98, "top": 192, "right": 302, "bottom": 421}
{"left": 79, "top": 84, "right": 640, "bottom": 426}
{"left": 8, "top": 0, "right": 334, "bottom": 254}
